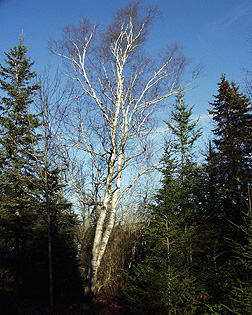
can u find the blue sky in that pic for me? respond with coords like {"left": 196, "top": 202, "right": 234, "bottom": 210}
{"left": 1, "top": 0, "right": 252, "bottom": 142}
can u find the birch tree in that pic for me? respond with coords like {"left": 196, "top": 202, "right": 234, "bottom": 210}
{"left": 49, "top": 1, "right": 192, "bottom": 294}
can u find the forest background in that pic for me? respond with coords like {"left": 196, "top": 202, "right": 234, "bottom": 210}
{"left": 0, "top": 1, "right": 252, "bottom": 314}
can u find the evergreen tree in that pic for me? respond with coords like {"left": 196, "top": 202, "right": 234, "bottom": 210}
{"left": 199, "top": 141, "right": 232, "bottom": 307}
{"left": 204, "top": 76, "right": 252, "bottom": 310}
{"left": 165, "top": 89, "right": 202, "bottom": 232}
{"left": 124, "top": 91, "right": 204, "bottom": 314}
{"left": 30, "top": 167, "right": 82, "bottom": 302}
{"left": 206, "top": 211, "right": 252, "bottom": 315}
{"left": 230, "top": 210, "right": 252, "bottom": 314}
{"left": 208, "top": 75, "right": 252, "bottom": 226}
{"left": 0, "top": 36, "right": 41, "bottom": 297}
{"left": 166, "top": 89, "right": 202, "bottom": 176}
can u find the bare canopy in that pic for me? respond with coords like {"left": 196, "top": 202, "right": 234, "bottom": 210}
{"left": 49, "top": 1, "right": 191, "bottom": 294}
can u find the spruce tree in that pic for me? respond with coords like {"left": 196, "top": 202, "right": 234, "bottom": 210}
{"left": 204, "top": 76, "right": 252, "bottom": 310}
{"left": 229, "top": 209, "right": 252, "bottom": 314}
{"left": 30, "top": 167, "right": 82, "bottom": 302}
{"left": 208, "top": 75, "right": 252, "bottom": 226}
{"left": 0, "top": 36, "right": 41, "bottom": 297}
{"left": 124, "top": 91, "right": 204, "bottom": 314}
{"left": 166, "top": 89, "right": 202, "bottom": 232}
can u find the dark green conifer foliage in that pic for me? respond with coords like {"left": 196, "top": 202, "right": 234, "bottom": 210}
{"left": 0, "top": 36, "right": 41, "bottom": 296}
{"left": 229, "top": 211, "right": 252, "bottom": 314}
{"left": 206, "top": 211, "right": 252, "bottom": 315}
{"left": 31, "top": 168, "right": 82, "bottom": 302}
{"left": 124, "top": 91, "right": 204, "bottom": 314}
{"left": 208, "top": 75, "right": 252, "bottom": 226}
{"left": 166, "top": 89, "right": 201, "bottom": 172}
{"left": 204, "top": 76, "right": 252, "bottom": 310}
{"left": 165, "top": 90, "right": 202, "bottom": 232}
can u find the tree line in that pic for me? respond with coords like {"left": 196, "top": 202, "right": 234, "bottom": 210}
{"left": 0, "top": 2, "right": 251, "bottom": 314}
{"left": 123, "top": 79, "right": 252, "bottom": 314}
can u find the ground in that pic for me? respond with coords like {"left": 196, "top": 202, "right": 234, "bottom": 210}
{"left": 1, "top": 292, "right": 128, "bottom": 315}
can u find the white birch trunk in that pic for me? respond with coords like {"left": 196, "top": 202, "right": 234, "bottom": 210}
{"left": 90, "top": 152, "right": 123, "bottom": 292}
{"left": 50, "top": 3, "right": 191, "bottom": 294}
